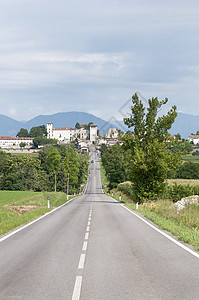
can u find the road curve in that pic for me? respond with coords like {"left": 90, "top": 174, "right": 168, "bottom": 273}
{"left": 0, "top": 148, "right": 199, "bottom": 299}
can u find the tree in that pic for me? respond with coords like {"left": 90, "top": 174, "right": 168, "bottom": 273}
{"left": 33, "top": 137, "right": 57, "bottom": 148}
{"left": 63, "top": 147, "right": 79, "bottom": 194}
{"left": 46, "top": 149, "right": 61, "bottom": 192}
{"left": 16, "top": 128, "right": 29, "bottom": 137}
{"left": 75, "top": 122, "right": 81, "bottom": 129}
{"left": 123, "top": 93, "right": 180, "bottom": 201}
{"left": 29, "top": 125, "right": 47, "bottom": 138}
{"left": 101, "top": 144, "right": 130, "bottom": 188}
{"left": 174, "top": 133, "right": 181, "bottom": 140}
{"left": 19, "top": 142, "right": 26, "bottom": 150}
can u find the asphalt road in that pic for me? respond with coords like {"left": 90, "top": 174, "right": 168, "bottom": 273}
{"left": 0, "top": 149, "right": 199, "bottom": 299}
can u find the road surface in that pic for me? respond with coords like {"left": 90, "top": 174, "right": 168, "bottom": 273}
{"left": 0, "top": 149, "right": 199, "bottom": 299}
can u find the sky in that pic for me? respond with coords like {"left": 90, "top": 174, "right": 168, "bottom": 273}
{"left": 1, "top": 0, "right": 199, "bottom": 123}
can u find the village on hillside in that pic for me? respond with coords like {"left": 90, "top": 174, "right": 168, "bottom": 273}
{"left": 0, "top": 122, "right": 123, "bottom": 152}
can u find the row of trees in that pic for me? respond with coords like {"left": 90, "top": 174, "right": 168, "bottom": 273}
{"left": 0, "top": 145, "right": 89, "bottom": 194}
{"left": 17, "top": 125, "right": 57, "bottom": 148}
{"left": 101, "top": 93, "right": 183, "bottom": 201}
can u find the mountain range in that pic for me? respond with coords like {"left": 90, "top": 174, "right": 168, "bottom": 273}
{"left": 0, "top": 111, "right": 198, "bottom": 139}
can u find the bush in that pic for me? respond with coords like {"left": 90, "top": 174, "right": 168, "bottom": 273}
{"left": 164, "top": 183, "right": 199, "bottom": 202}
{"left": 117, "top": 183, "right": 135, "bottom": 200}
{"left": 177, "top": 162, "right": 199, "bottom": 179}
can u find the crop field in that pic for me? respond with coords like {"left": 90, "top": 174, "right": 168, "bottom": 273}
{"left": 181, "top": 155, "right": 199, "bottom": 163}
{"left": 0, "top": 190, "right": 70, "bottom": 237}
{"left": 167, "top": 179, "right": 199, "bottom": 186}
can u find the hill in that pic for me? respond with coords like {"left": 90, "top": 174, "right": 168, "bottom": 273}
{"left": 0, "top": 111, "right": 198, "bottom": 138}
{"left": 0, "top": 112, "right": 117, "bottom": 136}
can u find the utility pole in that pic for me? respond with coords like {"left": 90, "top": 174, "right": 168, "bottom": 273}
{"left": 67, "top": 173, "right": 69, "bottom": 200}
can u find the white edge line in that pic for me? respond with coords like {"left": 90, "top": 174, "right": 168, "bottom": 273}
{"left": 0, "top": 196, "right": 78, "bottom": 243}
{"left": 72, "top": 276, "right": 82, "bottom": 300}
{"left": 119, "top": 202, "right": 199, "bottom": 259}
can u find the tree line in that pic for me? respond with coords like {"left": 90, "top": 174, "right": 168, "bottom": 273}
{"left": 16, "top": 125, "right": 57, "bottom": 148}
{"left": 0, "top": 145, "right": 89, "bottom": 194}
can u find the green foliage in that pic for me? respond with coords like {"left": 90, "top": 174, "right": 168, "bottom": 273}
{"left": 177, "top": 162, "right": 199, "bottom": 179}
{"left": 117, "top": 183, "right": 135, "bottom": 199}
{"left": 0, "top": 145, "right": 89, "bottom": 194}
{"left": 172, "top": 141, "right": 193, "bottom": 153}
{"left": 16, "top": 128, "right": 29, "bottom": 137}
{"left": 164, "top": 183, "right": 199, "bottom": 202}
{"left": 33, "top": 136, "right": 57, "bottom": 148}
{"left": 123, "top": 93, "right": 180, "bottom": 201}
{"left": 19, "top": 142, "right": 26, "bottom": 149}
{"left": 101, "top": 144, "right": 130, "bottom": 188}
{"left": 100, "top": 144, "right": 108, "bottom": 157}
{"left": 75, "top": 122, "right": 81, "bottom": 129}
{"left": 46, "top": 149, "right": 61, "bottom": 192}
{"left": 192, "top": 150, "right": 199, "bottom": 156}
{"left": 29, "top": 125, "right": 47, "bottom": 137}
{"left": 63, "top": 147, "right": 79, "bottom": 193}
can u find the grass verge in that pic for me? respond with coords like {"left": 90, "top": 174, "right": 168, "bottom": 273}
{"left": 0, "top": 190, "right": 74, "bottom": 237}
{"left": 107, "top": 188, "right": 199, "bottom": 252}
{"left": 99, "top": 161, "right": 109, "bottom": 189}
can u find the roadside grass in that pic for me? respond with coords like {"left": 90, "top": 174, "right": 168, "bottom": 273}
{"left": 99, "top": 161, "right": 109, "bottom": 189}
{"left": 0, "top": 190, "right": 73, "bottom": 237}
{"left": 181, "top": 154, "right": 199, "bottom": 163}
{"left": 105, "top": 180, "right": 199, "bottom": 251}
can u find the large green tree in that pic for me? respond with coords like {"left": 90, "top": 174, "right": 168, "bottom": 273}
{"left": 101, "top": 144, "right": 130, "bottom": 188}
{"left": 16, "top": 128, "right": 29, "bottom": 137}
{"left": 29, "top": 125, "right": 47, "bottom": 138}
{"left": 46, "top": 149, "right": 61, "bottom": 192}
{"left": 63, "top": 147, "right": 79, "bottom": 193}
{"left": 123, "top": 93, "right": 180, "bottom": 201}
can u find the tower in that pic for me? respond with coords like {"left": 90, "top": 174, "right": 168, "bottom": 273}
{"left": 89, "top": 124, "right": 97, "bottom": 143}
{"left": 47, "top": 122, "right": 53, "bottom": 139}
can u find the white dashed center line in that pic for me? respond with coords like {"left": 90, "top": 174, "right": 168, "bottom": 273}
{"left": 78, "top": 253, "right": 86, "bottom": 269}
{"left": 82, "top": 241, "right": 88, "bottom": 251}
{"left": 72, "top": 276, "right": 82, "bottom": 300}
{"left": 72, "top": 207, "right": 93, "bottom": 299}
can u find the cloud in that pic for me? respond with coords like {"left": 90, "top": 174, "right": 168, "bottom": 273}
{"left": 0, "top": 0, "right": 199, "bottom": 121}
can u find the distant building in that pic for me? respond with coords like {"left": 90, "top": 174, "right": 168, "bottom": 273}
{"left": 188, "top": 135, "right": 199, "bottom": 145}
{"left": 47, "top": 122, "right": 98, "bottom": 143}
{"left": 0, "top": 136, "right": 34, "bottom": 148}
{"left": 105, "top": 128, "right": 119, "bottom": 139}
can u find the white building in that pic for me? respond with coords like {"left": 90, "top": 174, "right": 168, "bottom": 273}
{"left": 188, "top": 135, "right": 199, "bottom": 145}
{"left": 0, "top": 136, "right": 34, "bottom": 148}
{"left": 105, "top": 128, "right": 119, "bottom": 139}
{"left": 47, "top": 122, "right": 98, "bottom": 143}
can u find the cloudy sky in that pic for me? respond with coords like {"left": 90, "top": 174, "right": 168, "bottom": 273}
{"left": 1, "top": 0, "right": 199, "bottom": 122}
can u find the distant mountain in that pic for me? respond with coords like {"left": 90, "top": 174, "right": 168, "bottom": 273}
{"left": 0, "top": 112, "right": 117, "bottom": 136}
{"left": 170, "top": 112, "right": 199, "bottom": 139}
{"left": 0, "top": 111, "right": 198, "bottom": 138}
{"left": 0, "top": 114, "right": 22, "bottom": 137}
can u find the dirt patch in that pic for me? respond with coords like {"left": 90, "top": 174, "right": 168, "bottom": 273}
{"left": 9, "top": 206, "right": 39, "bottom": 215}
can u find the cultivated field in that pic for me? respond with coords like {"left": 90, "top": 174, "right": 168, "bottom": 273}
{"left": 167, "top": 179, "right": 199, "bottom": 186}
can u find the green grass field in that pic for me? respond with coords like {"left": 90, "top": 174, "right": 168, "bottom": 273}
{"left": 0, "top": 190, "right": 70, "bottom": 237}
{"left": 181, "top": 154, "right": 199, "bottom": 163}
